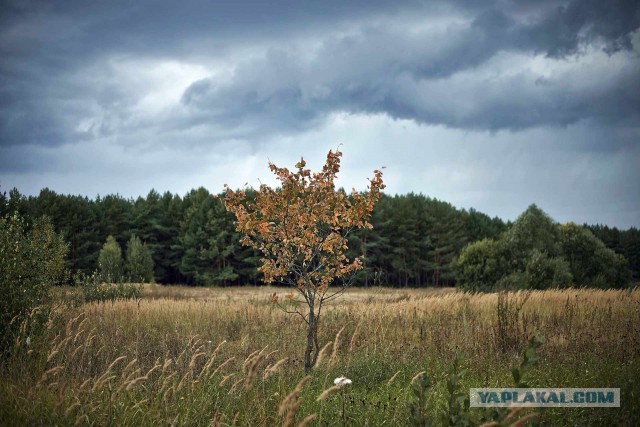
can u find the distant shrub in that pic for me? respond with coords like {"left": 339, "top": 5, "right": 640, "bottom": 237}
{"left": 522, "top": 250, "right": 572, "bottom": 290}
{"left": 0, "top": 212, "right": 67, "bottom": 356}
{"left": 75, "top": 271, "right": 141, "bottom": 303}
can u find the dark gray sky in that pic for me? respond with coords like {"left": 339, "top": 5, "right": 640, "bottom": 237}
{"left": 1, "top": 0, "right": 639, "bottom": 227}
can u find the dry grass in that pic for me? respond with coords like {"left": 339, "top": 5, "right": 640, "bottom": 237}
{"left": 140, "top": 283, "right": 456, "bottom": 302}
{"left": 1, "top": 286, "right": 639, "bottom": 426}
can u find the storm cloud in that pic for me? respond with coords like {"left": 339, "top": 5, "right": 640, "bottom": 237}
{"left": 1, "top": 0, "right": 639, "bottom": 227}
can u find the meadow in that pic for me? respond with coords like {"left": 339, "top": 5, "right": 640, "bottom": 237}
{"left": 1, "top": 285, "right": 639, "bottom": 426}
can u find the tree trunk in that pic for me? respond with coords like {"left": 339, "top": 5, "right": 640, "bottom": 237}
{"left": 304, "top": 308, "right": 320, "bottom": 371}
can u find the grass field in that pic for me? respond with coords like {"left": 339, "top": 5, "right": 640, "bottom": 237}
{"left": 1, "top": 285, "right": 639, "bottom": 426}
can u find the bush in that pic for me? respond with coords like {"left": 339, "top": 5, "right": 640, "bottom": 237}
{"left": 522, "top": 250, "right": 573, "bottom": 289}
{"left": 0, "top": 213, "right": 67, "bottom": 356}
{"left": 75, "top": 271, "right": 142, "bottom": 303}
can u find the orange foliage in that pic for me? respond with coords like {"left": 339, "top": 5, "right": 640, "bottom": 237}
{"left": 223, "top": 149, "right": 384, "bottom": 297}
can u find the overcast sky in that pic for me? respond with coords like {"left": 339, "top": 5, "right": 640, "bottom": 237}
{"left": 1, "top": 0, "right": 639, "bottom": 228}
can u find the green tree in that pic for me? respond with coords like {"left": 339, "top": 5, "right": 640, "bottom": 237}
{"left": 154, "top": 191, "right": 185, "bottom": 283}
{"left": 179, "top": 188, "right": 241, "bottom": 286}
{"left": 28, "top": 189, "right": 100, "bottom": 274}
{"left": 559, "top": 223, "right": 631, "bottom": 288}
{"left": 454, "top": 238, "right": 509, "bottom": 292}
{"left": 98, "top": 235, "right": 123, "bottom": 283}
{"left": 619, "top": 227, "right": 640, "bottom": 281}
{"left": 505, "top": 204, "right": 561, "bottom": 267}
{"left": 389, "top": 194, "right": 423, "bottom": 287}
{"left": 425, "top": 198, "right": 468, "bottom": 287}
{"left": 588, "top": 224, "right": 640, "bottom": 281}
{"left": 126, "top": 235, "right": 155, "bottom": 283}
{"left": 0, "top": 212, "right": 68, "bottom": 356}
{"left": 96, "top": 194, "right": 132, "bottom": 250}
{"left": 456, "top": 207, "right": 632, "bottom": 291}
{"left": 464, "top": 208, "right": 507, "bottom": 242}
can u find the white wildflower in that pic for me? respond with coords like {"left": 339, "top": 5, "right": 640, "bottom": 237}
{"left": 334, "top": 376, "right": 352, "bottom": 388}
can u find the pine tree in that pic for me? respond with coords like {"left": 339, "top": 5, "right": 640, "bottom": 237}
{"left": 465, "top": 208, "right": 507, "bottom": 242}
{"left": 96, "top": 194, "right": 132, "bottom": 248}
{"left": 153, "top": 191, "right": 184, "bottom": 283}
{"left": 179, "top": 188, "right": 241, "bottom": 286}
{"left": 425, "top": 199, "right": 468, "bottom": 287}
{"left": 389, "top": 194, "right": 422, "bottom": 287}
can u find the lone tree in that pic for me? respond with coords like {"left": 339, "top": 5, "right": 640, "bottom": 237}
{"left": 224, "top": 149, "right": 384, "bottom": 370}
{"left": 126, "top": 234, "right": 155, "bottom": 283}
{"left": 99, "top": 235, "right": 123, "bottom": 284}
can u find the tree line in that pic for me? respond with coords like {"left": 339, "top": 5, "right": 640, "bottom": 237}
{"left": 455, "top": 205, "right": 632, "bottom": 290}
{"left": 1, "top": 187, "right": 638, "bottom": 287}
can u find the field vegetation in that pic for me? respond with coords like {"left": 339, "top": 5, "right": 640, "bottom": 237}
{"left": 1, "top": 285, "right": 638, "bottom": 426}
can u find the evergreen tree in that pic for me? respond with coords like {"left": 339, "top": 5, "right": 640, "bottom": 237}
{"left": 129, "top": 190, "right": 187, "bottom": 283}
{"left": 353, "top": 193, "right": 392, "bottom": 286}
{"left": 96, "top": 194, "right": 132, "bottom": 248}
{"left": 588, "top": 224, "right": 640, "bottom": 281}
{"left": 126, "top": 235, "right": 155, "bottom": 283}
{"left": 61, "top": 195, "right": 100, "bottom": 273}
{"left": 179, "top": 188, "right": 240, "bottom": 286}
{"left": 21, "top": 189, "right": 100, "bottom": 274}
{"left": 424, "top": 198, "right": 468, "bottom": 286}
{"left": 0, "top": 187, "right": 7, "bottom": 217}
{"left": 390, "top": 194, "right": 422, "bottom": 287}
{"left": 153, "top": 191, "right": 184, "bottom": 283}
{"left": 619, "top": 227, "right": 640, "bottom": 281}
{"left": 98, "top": 235, "right": 123, "bottom": 283}
{"left": 464, "top": 208, "right": 507, "bottom": 242}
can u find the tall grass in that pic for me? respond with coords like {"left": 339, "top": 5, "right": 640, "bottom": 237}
{"left": 1, "top": 286, "right": 638, "bottom": 425}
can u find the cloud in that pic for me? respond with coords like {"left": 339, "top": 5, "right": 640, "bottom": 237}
{"left": 2, "top": 0, "right": 639, "bottom": 149}
{"left": 0, "top": 0, "right": 638, "bottom": 227}
{"left": 182, "top": 31, "right": 640, "bottom": 136}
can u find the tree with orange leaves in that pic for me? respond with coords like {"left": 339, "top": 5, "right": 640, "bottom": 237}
{"left": 223, "top": 149, "right": 384, "bottom": 370}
